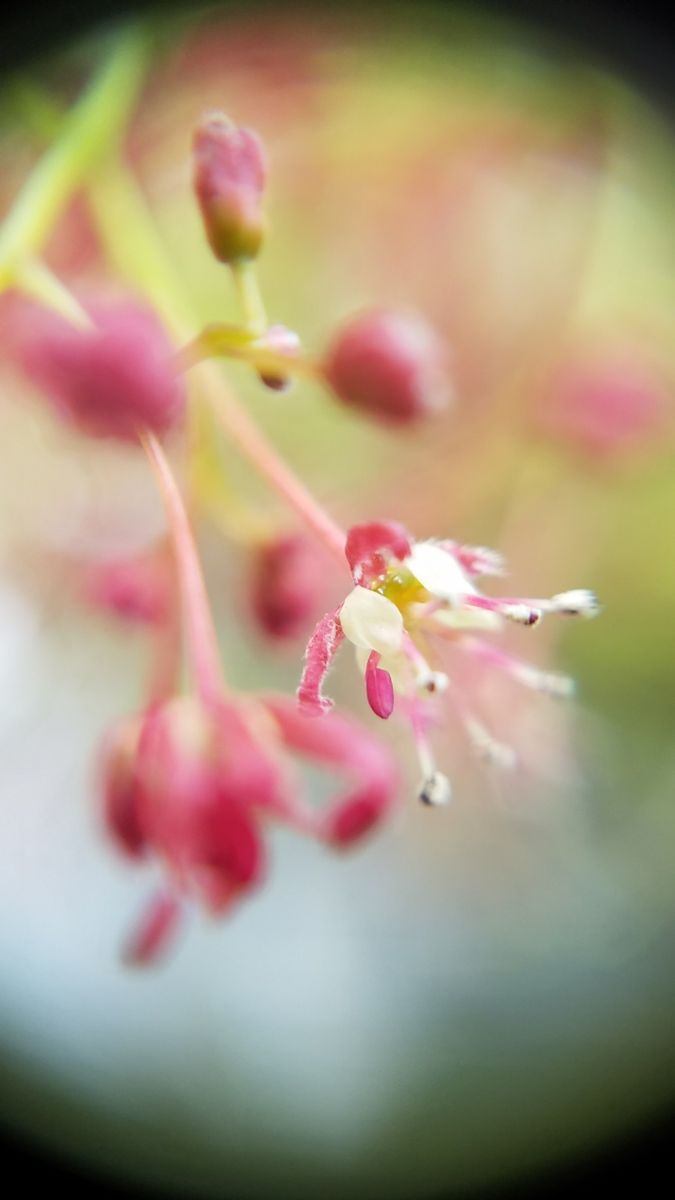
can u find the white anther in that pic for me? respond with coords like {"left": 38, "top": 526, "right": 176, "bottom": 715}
{"left": 550, "top": 589, "right": 600, "bottom": 618}
{"left": 417, "top": 668, "right": 449, "bottom": 694}
{"left": 501, "top": 603, "right": 542, "bottom": 627}
{"left": 418, "top": 771, "right": 452, "bottom": 807}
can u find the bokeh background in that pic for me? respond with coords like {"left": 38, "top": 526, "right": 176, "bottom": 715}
{"left": 1, "top": 3, "right": 675, "bottom": 1197}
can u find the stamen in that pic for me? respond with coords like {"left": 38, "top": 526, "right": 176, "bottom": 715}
{"left": 459, "top": 638, "right": 575, "bottom": 698}
{"left": 413, "top": 716, "right": 451, "bottom": 806}
{"left": 418, "top": 771, "right": 452, "bottom": 806}
{"left": 462, "top": 716, "right": 517, "bottom": 770}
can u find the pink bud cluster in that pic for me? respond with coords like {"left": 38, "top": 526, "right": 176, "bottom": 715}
{"left": 102, "top": 690, "right": 398, "bottom": 964}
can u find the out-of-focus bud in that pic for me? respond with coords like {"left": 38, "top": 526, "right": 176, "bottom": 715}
{"left": 323, "top": 308, "right": 450, "bottom": 424}
{"left": 250, "top": 532, "right": 322, "bottom": 640}
{"left": 193, "top": 112, "right": 267, "bottom": 264}
{"left": 80, "top": 550, "right": 172, "bottom": 626}
{"left": 23, "top": 299, "right": 184, "bottom": 441}
{"left": 539, "top": 340, "right": 669, "bottom": 460}
{"left": 100, "top": 716, "right": 146, "bottom": 858}
{"left": 257, "top": 324, "right": 301, "bottom": 391}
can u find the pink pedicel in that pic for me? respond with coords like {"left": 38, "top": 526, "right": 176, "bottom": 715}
{"left": 323, "top": 308, "right": 450, "bottom": 424}
{"left": 102, "top": 689, "right": 399, "bottom": 960}
{"left": 193, "top": 112, "right": 267, "bottom": 263}
{"left": 540, "top": 341, "right": 668, "bottom": 459}
{"left": 24, "top": 298, "right": 184, "bottom": 441}
{"left": 250, "top": 532, "right": 321, "bottom": 640}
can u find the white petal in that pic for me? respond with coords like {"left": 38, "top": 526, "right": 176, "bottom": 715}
{"left": 406, "top": 541, "right": 476, "bottom": 603}
{"left": 339, "top": 586, "right": 404, "bottom": 655}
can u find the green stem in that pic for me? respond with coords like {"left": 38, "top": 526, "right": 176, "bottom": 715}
{"left": 0, "top": 25, "right": 149, "bottom": 288}
{"left": 230, "top": 260, "right": 267, "bottom": 334}
{"left": 174, "top": 324, "right": 320, "bottom": 380}
{"left": 14, "top": 258, "right": 93, "bottom": 328}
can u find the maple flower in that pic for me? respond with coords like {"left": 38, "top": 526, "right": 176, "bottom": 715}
{"left": 298, "top": 520, "right": 600, "bottom": 804}
{"left": 101, "top": 689, "right": 397, "bottom": 964}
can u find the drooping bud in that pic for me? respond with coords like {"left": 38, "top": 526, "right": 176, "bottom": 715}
{"left": 193, "top": 112, "right": 267, "bottom": 264}
{"left": 23, "top": 299, "right": 184, "bottom": 441}
{"left": 250, "top": 532, "right": 321, "bottom": 640}
{"left": 257, "top": 324, "right": 301, "bottom": 391}
{"left": 323, "top": 309, "right": 450, "bottom": 424}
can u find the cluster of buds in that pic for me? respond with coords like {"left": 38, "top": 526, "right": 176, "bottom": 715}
{"left": 191, "top": 111, "right": 450, "bottom": 425}
{"left": 5, "top": 93, "right": 602, "bottom": 966}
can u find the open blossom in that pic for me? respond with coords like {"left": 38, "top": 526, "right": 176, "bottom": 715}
{"left": 323, "top": 309, "right": 451, "bottom": 424}
{"left": 101, "top": 689, "right": 397, "bottom": 964}
{"left": 298, "top": 521, "right": 599, "bottom": 804}
{"left": 22, "top": 298, "right": 184, "bottom": 441}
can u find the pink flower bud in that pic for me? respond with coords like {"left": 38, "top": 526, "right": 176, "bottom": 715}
{"left": 80, "top": 550, "right": 172, "bottom": 626}
{"left": 24, "top": 299, "right": 184, "bottom": 441}
{"left": 193, "top": 112, "right": 267, "bottom": 263}
{"left": 539, "top": 340, "right": 668, "bottom": 460}
{"left": 323, "top": 309, "right": 450, "bottom": 424}
{"left": 257, "top": 324, "right": 301, "bottom": 391}
{"left": 250, "top": 532, "right": 321, "bottom": 640}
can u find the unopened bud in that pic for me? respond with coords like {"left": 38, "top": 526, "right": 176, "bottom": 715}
{"left": 193, "top": 112, "right": 266, "bottom": 264}
{"left": 250, "top": 533, "right": 321, "bottom": 641}
{"left": 24, "top": 299, "right": 184, "bottom": 442}
{"left": 323, "top": 309, "right": 450, "bottom": 424}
